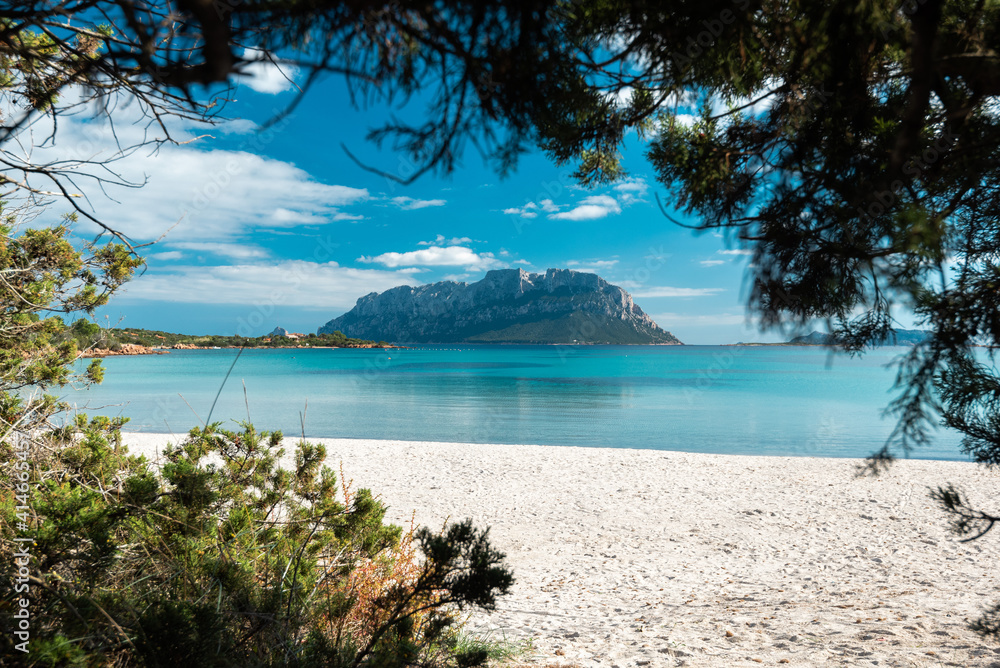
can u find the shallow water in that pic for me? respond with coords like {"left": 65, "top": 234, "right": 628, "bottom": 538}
{"left": 66, "top": 344, "right": 967, "bottom": 460}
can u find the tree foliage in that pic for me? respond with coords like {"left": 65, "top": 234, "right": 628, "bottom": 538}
{"left": 570, "top": 1, "right": 1000, "bottom": 472}
{"left": 0, "top": 0, "right": 594, "bottom": 239}
{"left": 0, "top": 205, "right": 140, "bottom": 437}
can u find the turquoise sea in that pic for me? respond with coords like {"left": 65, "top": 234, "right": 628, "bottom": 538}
{"left": 66, "top": 345, "right": 967, "bottom": 461}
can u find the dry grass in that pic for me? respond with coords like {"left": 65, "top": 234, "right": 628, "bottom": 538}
{"left": 331, "top": 511, "right": 432, "bottom": 642}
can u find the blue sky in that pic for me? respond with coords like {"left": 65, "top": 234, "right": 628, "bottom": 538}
{"left": 59, "top": 59, "right": 788, "bottom": 344}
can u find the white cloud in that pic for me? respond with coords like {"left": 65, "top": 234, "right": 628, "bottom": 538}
{"left": 700, "top": 259, "right": 726, "bottom": 267}
{"left": 148, "top": 251, "right": 184, "bottom": 261}
{"left": 237, "top": 48, "right": 299, "bottom": 94}
{"left": 672, "top": 114, "right": 699, "bottom": 128}
{"left": 503, "top": 203, "right": 538, "bottom": 218}
{"left": 632, "top": 287, "right": 726, "bottom": 298}
{"left": 392, "top": 196, "right": 447, "bottom": 210}
{"left": 218, "top": 119, "right": 259, "bottom": 135}
{"left": 168, "top": 242, "right": 270, "bottom": 260}
{"left": 119, "top": 261, "right": 418, "bottom": 310}
{"left": 359, "top": 246, "right": 505, "bottom": 271}
{"left": 651, "top": 312, "right": 747, "bottom": 326}
{"left": 718, "top": 249, "right": 753, "bottom": 256}
{"left": 12, "top": 92, "right": 371, "bottom": 244}
{"left": 549, "top": 195, "right": 621, "bottom": 221}
{"left": 418, "top": 234, "right": 473, "bottom": 246}
{"left": 611, "top": 86, "right": 634, "bottom": 108}
{"left": 503, "top": 198, "right": 562, "bottom": 218}
{"left": 566, "top": 259, "right": 619, "bottom": 271}
{"left": 272, "top": 208, "right": 334, "bottom": 226}
{"left": 613, "top": 177, "right": 649, "bottom": 205}
{"left": 505, "top": 192, "right": 637, "bottom": 221}
{"left": 81, "top": 148, "right": 371, "bottom": 242}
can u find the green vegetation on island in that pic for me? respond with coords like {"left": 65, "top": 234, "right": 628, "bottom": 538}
{"left": 464, "top": 311, "right": 679, "bottom": 345}
{"left": 63, "top": 322, "right": 391, "bottom": 355}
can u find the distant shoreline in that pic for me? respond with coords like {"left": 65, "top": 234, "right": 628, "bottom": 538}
{"left": 80, "top": 342, "right": 685, "bottom": 358}
{"left": 78, "top": 343, "right": 403, "bottom": 358}
{"left": 724, "top": 342, "right": 824, "bottom": 347}
{"left": 80, "top": 341, "right": 966, "bottom": 357}
{"left": 76, "top": 342, "right": 881, "bottom": 357}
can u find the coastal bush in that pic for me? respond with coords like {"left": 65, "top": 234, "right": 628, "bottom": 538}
{"left": 0, "top": 421, "right": 514, "bottom": 666}
{"left": 0, "top": 204, "right": 515, "bottom": 664}
{"left": 69, "top": 319, "right": 103, "bottom": 348}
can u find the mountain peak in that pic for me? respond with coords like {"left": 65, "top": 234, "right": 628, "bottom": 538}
{"left": 318, "top": 268, "right": 681, "bottom": 344}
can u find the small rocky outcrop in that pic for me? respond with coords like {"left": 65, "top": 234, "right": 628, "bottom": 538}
{"left": 80, "top": 343, "right": 169, "bottom": 358}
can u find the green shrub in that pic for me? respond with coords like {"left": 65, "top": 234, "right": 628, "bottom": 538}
{"left": 0, "top": 201, "right": 511, "bottom": 668}
{"left": 0, "top": 420, "right": 513, "bottom": 667}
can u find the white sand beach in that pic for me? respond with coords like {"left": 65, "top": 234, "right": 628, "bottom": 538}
{"left": 125, "top": 434, "right": 1000, "bottom": 667}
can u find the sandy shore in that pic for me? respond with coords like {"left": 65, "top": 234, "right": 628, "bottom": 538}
{"left": 124, "top": 433, "right": 1000, "bottom": 667}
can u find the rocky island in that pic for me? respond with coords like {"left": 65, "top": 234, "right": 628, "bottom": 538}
{"left": 318, "top": 268, "right": 681, "bottom": 344}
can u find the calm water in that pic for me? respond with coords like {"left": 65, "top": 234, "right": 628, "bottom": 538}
{"left": 64, "top": 345, "right": 968, "bottom": 460}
